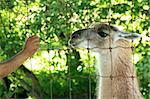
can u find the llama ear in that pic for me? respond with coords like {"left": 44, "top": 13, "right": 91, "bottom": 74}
{"left": 117, "top": 32, "right": 141, "bottom": 41}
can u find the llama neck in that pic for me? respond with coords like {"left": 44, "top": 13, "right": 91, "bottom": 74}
{"left": 95, "top": 51, "right": 114, "bottom": 99}
{"left": 96, "top": 48, "right": 133, "bottom": 76}
{"left": 95, "top": 47, "right": 142, "bottom": 99}
{"left": 95, "top": 52, "right": 112, "bottom": 76}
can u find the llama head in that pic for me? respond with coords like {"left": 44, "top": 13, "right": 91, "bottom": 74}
{"left": 68, "top": 23, "right": 140, "bottom": 52}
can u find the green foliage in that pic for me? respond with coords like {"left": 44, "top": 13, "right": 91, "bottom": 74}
{"left": 0, "top": 0, "right": 149, "bottom": 98}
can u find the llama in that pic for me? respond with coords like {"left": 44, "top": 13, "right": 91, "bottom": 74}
{"left": 68, "top": 23, "right": 143, "bottom": 99}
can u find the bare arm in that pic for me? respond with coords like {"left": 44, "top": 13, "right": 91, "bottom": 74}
{"left": 0, "top": 36, "right": 40, "bottom": 78}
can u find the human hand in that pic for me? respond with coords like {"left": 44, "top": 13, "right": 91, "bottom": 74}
{"left": 22, "top": 36, "right": 40, "bottom": 57}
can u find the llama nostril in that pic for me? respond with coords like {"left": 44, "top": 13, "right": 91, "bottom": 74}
{"left": 72, "top": 33, "right": 79, "bottom": 39}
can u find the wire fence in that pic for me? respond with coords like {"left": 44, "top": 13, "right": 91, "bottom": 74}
{"left": 0, "top": 0, "right": 149, "bottom": 99}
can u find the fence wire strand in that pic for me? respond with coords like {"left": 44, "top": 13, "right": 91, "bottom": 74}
{"left": 108, "top": 1, "right": 113, "bottom": 98}
{"left": 131, "top": 1, "right": 135, "bottom": 98}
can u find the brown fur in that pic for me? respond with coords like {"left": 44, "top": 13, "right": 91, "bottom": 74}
{"left": 111, "top": 40, "right": 143, "bottom": 99}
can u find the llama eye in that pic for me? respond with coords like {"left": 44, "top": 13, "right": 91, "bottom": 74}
{"left": 98, "top": 31, "right": 108, "bottom": 37}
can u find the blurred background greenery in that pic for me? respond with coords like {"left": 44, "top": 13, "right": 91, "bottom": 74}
{"left": 0, "top": 0, "right": 149, "bottom": 99}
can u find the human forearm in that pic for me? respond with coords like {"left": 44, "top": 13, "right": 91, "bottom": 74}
{"left": 0, "top": 36, "right": 40, "bottom": 78}
{"left": 0, "top": 50, "right": 29, "bottom": 78}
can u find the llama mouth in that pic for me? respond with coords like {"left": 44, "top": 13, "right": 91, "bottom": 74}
{"left": 68, "top": 41, "right": 98, "bottom": 51}
{"left": 69, "top": 43, "right": 76, "bottom": 48}
{"left": 68, "top": 40, "right": 76, "bottom": 48}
